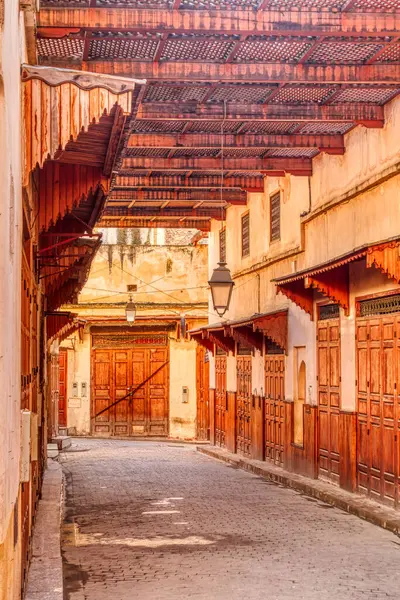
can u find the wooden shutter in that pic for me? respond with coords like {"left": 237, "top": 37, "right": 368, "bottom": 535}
{"left": 241, "top": 213, "right": 250, "bottom": 257}
{"left": 270, "top": 192, "right": 281, "bottom": 242}
{"left": 219, "top": 228, "right": 226, "bottom": 263}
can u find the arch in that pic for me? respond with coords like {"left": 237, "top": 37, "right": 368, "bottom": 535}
{"left": 294, "top": 360, "right": 306, "bottom": 446}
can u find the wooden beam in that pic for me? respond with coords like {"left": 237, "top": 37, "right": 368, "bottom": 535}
{"left": 82, "top": 61, "right": 400, "bottom": 85}
{"left": 37, "top": 9, "right": 400, "bottom": 37}
{"left": 108, "top": 188, "right": 247, "bottom": 202}
{"left": 114, "top": 174, "right": 264, "bottom": 191}
{"left": 127, "top": 133, "right": 345, "bottom": 153}
{"left": 98, "top": 216, "right": 211, "bottom": 230}
{"left": 121, "top": 156, "right": 312, "bottom": 175}
{"left": 103, "top": 206, "right": 226, "bottom": 218}
{"left": 136, "top": 102, "right": 384, "bottom": 124}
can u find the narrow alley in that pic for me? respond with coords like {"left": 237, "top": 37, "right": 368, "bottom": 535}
{"left": 61, "top": 440, "right": 399, "bottom": 600}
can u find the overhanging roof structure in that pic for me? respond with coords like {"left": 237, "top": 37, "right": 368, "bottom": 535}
{"left": 37, "top": 1, "right": 400, "bottom": 230}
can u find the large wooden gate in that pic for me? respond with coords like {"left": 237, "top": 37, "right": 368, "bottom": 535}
{"left": 215, "top": 352, "right": 227, "bottom": 447}
{"left": 357, "top": 296, "right": 400, "bottom": 506}
{"left": 196, "top": 346, "right": 210, "bottom": 440}
{"left": 264, "top": 352, "right": 285, "bottom": 466}
{"left": 236, "top": 354, "right": 252, "bottom": 457}
{"left": 91, "top": 333, "right": 169, "bottom": 437}
{"left": 317, "top": 305, "right": 341, "bottom": 484}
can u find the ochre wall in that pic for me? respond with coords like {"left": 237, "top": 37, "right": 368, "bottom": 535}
{"left": 0, "top": 1, "right": 28, "bottom": 597}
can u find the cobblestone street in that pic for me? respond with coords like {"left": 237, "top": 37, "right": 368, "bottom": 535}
{"left": 61, "top": 440, "right": 400, "bottom": 600}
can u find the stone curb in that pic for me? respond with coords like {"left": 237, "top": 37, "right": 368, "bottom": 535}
{"left": 25, "top": 460, "right": 64, "bottom": 600}
{"left": 197, "top": 445, "right": 400, "bottom": 537}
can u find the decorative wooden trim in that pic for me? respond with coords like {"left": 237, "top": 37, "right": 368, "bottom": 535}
{"left": 208, "top": 331, "right": 235, "bottom": 355}
{"left": 253, "top": 311, "right": 288, "bottom": 354}
{"left": 277, "top": 281, "right": 314, "bottom": 319}
{"left": 366, "top": 241, "right": 400, "bottom": 284}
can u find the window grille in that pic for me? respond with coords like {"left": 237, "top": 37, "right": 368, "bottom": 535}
{"left": 359, "top": 294, "right": 400, "bottom": 317}
{"left": 216, "top": 346, "right": 227, "bottom": 355}
{"left": 319, "top": 304, "right": 340, "bottom": 321}
{"left": 241, "top": 213, "right": 250, "bottom": 258}
{"left": 237, "top": 341, "right": 252, "bottom": 355}
{"left": 219, "top": 228, "right": 226, "bottom": 263}
{"left": 265, "top": 339, "right": 284, "bottom": 354}
{"left": 270, "top": 192, "right": 281, "bottom": 242}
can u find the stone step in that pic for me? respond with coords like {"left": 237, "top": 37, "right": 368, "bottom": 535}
{"left": 52, "top": 436, "right": 72, "bottom": 451}
{"left": 47, "top": 443, "right": 59, "bottom": 459}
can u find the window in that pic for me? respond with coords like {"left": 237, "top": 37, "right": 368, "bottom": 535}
{"left": 219, "top": 228, "right": 226, "bottom": 263}
{"left": 270, "top": 191, "right": 281, "bottom": 242}
{"left": 241, "top": 213, "right": 250, "bottom": 258}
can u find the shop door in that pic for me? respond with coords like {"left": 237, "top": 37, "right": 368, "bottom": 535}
{"left": 91, "top": 334, "right": 169, "bottom": 437}
{"left": 196, "top": 346, "right": 210, "bottom": 441}
{"left": 58, "top": 349, "right": 68, "bottom": 428}
{"left": 264, "top": 351, "right": 285, "bottom": 466}
{"left": 236, "top": 355, "right": 252, "bottom": 457}
{"left": 215, "top": 352, "right": 227, "bottom": 447}
{"left": 357, "top": 298, "right": 400, "bottom": 506}
{"left": 317, "top": 305, "right": 341, "bottom": 484}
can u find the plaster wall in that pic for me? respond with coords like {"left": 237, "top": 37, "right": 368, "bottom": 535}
{"left": 64, "top": 333, "right": 91, "bottom": 436}
{"left": 0, "top": 2, "right": 26, "bottom": 597}
{"left": 169, "top": 338, "right": 197, "bottom": 439}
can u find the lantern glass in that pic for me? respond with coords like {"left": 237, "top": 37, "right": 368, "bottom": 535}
{"left": 126, "top": 301, "right": 136, "bottom": 323}
{"left": 208, "top": 262, "right": 234, "bottom": 318}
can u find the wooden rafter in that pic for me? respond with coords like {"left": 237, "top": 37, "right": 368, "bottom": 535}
{"left": 121, "top": 156, "right": 312, "bottom": 175}
{"left": 137, "top": 103, "right": 384, "bottom": 124}
{"left": 127, "top": 133, "right": 345, "bottom": 153}
{"left": 37, "top": 10, "right": 400, "bottom": 37}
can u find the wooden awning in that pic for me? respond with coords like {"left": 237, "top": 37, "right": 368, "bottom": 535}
{"left": 22, "top": 64, "right": 143, "bottom": 180}
{"left": 42, "top": 236, "right": 101, "bottom": 311}
{"left": 190, "top": 309, "right": 288, "bottom": 355}
{"left": 274, "top": 239, "right": 400, "bottom": 318}
{"left": 46, "top": 312, "right": 86, "bottom": 346}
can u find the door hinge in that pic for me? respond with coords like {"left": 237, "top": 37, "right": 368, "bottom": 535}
{"left": 339, "top": 376, "right": 342, "bottom": 383}
{"left": 355, "top": 379, "right": 358, "bottom": 386}
{"left": 316, "top": 375, "right": 319, "bottom": 381}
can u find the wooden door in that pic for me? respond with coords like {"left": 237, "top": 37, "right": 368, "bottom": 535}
{"left": 147, "top": 347, "right": 169, "bottom": 435}
{"left": 236, "top": 355, "right": 252, "bottom": 457}
{"left": 318, "top": 309, "right": 341, "bottom": 484}
{"left": 92, "top": 349, "right": 114, "bottom": 436}
{"left": 196, "top": 346, "right": 210, "bottom": 441}
{"left": 357, "top": 312, "right": 399, "bottom": 506}
{"left": 58, "top": 349, "right": 67, "bottom": 428}
{"left": 215, "top": 353, "right": 227, "bottom": 447}
{"left": 264, "top": 353, "right": 285, "bottom": 466}
{"left": 91, "top": 336, "right": 169, "bottom": 437}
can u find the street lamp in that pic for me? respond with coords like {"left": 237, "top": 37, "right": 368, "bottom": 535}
{"left": 126, "top": 296, "right": 136, "bottom": 323}
{"left": 208, "top": 261, "right": 235, "bottom": 318}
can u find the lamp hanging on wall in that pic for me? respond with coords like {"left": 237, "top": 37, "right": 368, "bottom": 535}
{"left": 126, "top": 295, "right": 136, "bottom": 323}
{"left": 209, "top": 100, "right": 235, "bottom": 318}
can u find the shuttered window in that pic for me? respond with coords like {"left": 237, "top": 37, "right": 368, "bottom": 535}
{"left": 219, "top": 228, "right": 226, "bottom": 263}
{"left": 241, "top": 213, "right": 250, "bottom": 258}
{"left": 270, "top": 192, "right": 281, "bottom": 242}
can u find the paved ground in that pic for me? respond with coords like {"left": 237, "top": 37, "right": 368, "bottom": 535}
{"left": 61, "top": 439, "right": 400, "bottom": 600}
